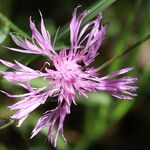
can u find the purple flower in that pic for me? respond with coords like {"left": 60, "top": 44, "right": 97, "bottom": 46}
{"left": 0, "top": 7, "right": 137, "bottom": 147}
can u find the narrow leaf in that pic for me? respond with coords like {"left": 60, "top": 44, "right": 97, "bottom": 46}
{"left": 58, "top": 0, "right": 117, "bottom": 40}
{"left": 0, "top": 118, "right": 14, "bottom": 130}
{"left": 98, "top": 34, "right": 150, "bottom": 70}
{"left": 0, "top": 24, "right": 9, "bottom": 44}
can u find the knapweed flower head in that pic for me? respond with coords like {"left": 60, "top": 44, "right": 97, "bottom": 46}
{"left": 0, "top": 6, "right": 137, "bottom": 147}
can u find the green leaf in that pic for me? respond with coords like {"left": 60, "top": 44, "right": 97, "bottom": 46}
{"left": 109, "top": 0, "right": 142, "bottom": 71}
{"left": 0, "top": 24, "right": 9, "bottom": 44}
{"left": 18, "top": 55, "right": 39, "bottom": 65}
{"left": 0, "top": 143, "right": 7, "bottom": 150}
{"left": 77, "top": 92, "right": 111, "bottom": 106}
{"left": 110, "top": 101, "right": 134, "bottom": 123}
{"left": 98, "top": 34, "right": 150, "bottom": 70}
{"left": 30, "top": 78, "right": 49, "bottom": 88}
{"left": 58, "top": 0, "right": 117, "bottom": 40}
{"left": 74, "top": 93, "right": 111, "bottom": 150}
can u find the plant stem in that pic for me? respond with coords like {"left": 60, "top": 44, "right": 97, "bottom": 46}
{"left": 98, "top": 34, "right": 150, "bottom": 70}
{"left": 0, "top": 119, "right": 14, "bottom": 130}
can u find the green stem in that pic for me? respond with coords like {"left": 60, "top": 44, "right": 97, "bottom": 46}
{"left": 0, "top": 11, "right": 30, "bottom": 39}
{"left": 98, "top": 34, "right": 150, "bottom": 70}
{"left": 0, "top": 119, "right": 14, "bottom": 130}
{"left": 74, "top": 103, "right": 110, "bottom": 150}
{"left": 109, "top": 0, "right": 142, "bottom": 71}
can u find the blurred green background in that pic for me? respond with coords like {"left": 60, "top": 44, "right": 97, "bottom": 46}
{"left": 0, "top": 0, "right": 150, "bottom": 150}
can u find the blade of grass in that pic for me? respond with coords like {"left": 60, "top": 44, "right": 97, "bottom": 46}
{"left": 74, "top": 98, "right": 111, "bottom": 150}
{"left": 97, "top": 34, "right": 150, "bottom": 70}
{"left": 110, "top": 101, "right": 133, "bottom": 123}
{"left": 109, "top": 0, "right": 141, "bottom": 71}
{"left": 0, "top": 119, "right": 14, "bottom": 130}
{"left": 108, "top": 0, "right": 149, "bottom": 134}
{"left": 0, "top": 23, "right": 9, "bottom": 44}
{"left": 58, "top": 0, "right": 117, "bottom": 40}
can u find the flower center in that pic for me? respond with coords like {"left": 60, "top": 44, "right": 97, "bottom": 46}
{"left": 58, "top": 60, "right": 82, "bottom": 82}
